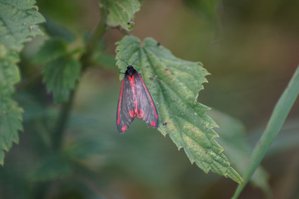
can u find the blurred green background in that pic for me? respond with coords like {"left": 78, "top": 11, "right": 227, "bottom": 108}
{"left": 1, "top": 0, "right": 299, "bottom": 198}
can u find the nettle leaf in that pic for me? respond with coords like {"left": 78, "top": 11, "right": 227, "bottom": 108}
{"left": 0, "top": 0, "right": 44, "bottom": 165}
{"left": 0, "top": 97, "right": 23, "bottom": 165}
{"left": 0, "top": 50, "right": 23, "bottom": 165}
{"left": 115, "top": 35, "right": 243, "bottom": 183}
{"left": 101, "top": 0, "right": 141, "bottom": 31}
{"left": 0, "top": 0, "right": 45, "bottom": 51}
{"left": 43, "top": 57, "right": 81, "bottom": 103}
{"left": 34, "top": 39, "right": 67, "bottom": 64}
{"left": 0, "top": 50, "right": 20, "bottom": 95}
{"left": 37, "top": 39, "right": 82, "bottom": 103}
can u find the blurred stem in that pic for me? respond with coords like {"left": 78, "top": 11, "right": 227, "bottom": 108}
{"left": 33, "top": 7, "right": 108, "bottom": 199}
{"left": 231, "top": 66, "right": 299, "bottom": 199}
{"left": 52, "top": 89, "right": 76, "bottom": 149}
{"left": 81, "top": 12, "right": 107, "bottom": 71}
{"left": 36, "top": 9, "right": 107, "bottom": 199}
{"left": 51, "top": 11, "right": 107, "bottom": 150}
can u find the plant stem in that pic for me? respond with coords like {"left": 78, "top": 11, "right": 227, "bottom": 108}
{"left": 81, "top": 13, "right": 107, "bottom": 71}
{"left": 231, "top": 66, "right": 299, "bottom": 199}
{"left": 51, "top": 10, "right": 107, "bottom": 151}
{"left": 52, "top": 89, "right": 76, "bottom": 150}
{"left": 33, "top": 8, "right": 108, "bottom": 199}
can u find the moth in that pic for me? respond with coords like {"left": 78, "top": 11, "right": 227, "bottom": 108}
{"left": 116, "top": 65, "right": 159, "bottom": 133}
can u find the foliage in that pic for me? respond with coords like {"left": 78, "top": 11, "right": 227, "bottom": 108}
{"left": 115, "top": 35, "right": 242, "bottom": 183}
{"left": 0, "top": 50, "right": 20, "bottom": 95}
{"left": 0, "top": 0, "right": 44, "bottom": 51}
{"left": 35, "top": 39, "right": 82, "bottom": 103}
{"left": 0, "top": 0, "right": 298, "bottom": 198}
{"left": 0, "top": 0, "right": 44, "bottom": 164}
{"left": 101, "top": 0, "right": 141, "bottom": 31}
{"left": 0, "top": 94, "right": 23, "bottom": 165}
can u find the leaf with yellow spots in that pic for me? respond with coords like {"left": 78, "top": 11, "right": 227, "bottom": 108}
{"left": 115, "top": 35, "right": 243, "bottom": 184}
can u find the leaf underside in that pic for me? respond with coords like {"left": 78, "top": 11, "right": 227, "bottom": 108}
{"left": 0, "top": 0, "right": 44, "bottom": 164}
{"left": 102, "top": 0, "right": 141, "bottom": 31}
{"left": 115, "top": 35, "right": 243, "bottom": 183}
{"left": 36, "top": 39, "right": 82, "bottom": 103}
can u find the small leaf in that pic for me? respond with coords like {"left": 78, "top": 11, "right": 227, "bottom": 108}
{"left": 43, "top": 56, "right": 81, "bottom": 103}
{"left": 101, "top": 0, "right": 141, "bottom": 31}
{"left": 0, "top": 0, "right": 45, "bottom": 51}
{"left": 0, "top": 50, "right": 23, "bottom": 165}
{"left": 0, "top": 96, "right": 23, "bottom": 165}
{"left": 115, "top": 35, "right": 242, "bottom": 183}
{"left": 0, "top": 50, "right": 20, "bottom": 95}
{"left": 0, "top": 0, "right": 44, "bottom": 165}
{"left": 36, "top": 39, "right": 82, "bottom": 103}
{"left": 34, "top": 39, "right": 67, "bottom": 64}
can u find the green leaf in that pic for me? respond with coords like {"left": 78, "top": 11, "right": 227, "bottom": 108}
{"left": 101, "top": 0, "right": 141, "bottom": 31}
{"left": 0, "top": 49, "right": 23, "bottom": 165}
{"left": 0, "top": 0, "right": 44, "bottom": 165}
{"left": 0, "top": 97, "right": 23, "bottom": 165}
{"left": 43, "top": 56, "right": 81, "bottom": 103}
{"left": 43, "top": 57, "right": 81, "bottom": 103}
{"left": 36, "top": 39, "right": 82, "bottom": 103}
{"left": 211, "top": 110, "right": 270, "bottom": 195}
{"left": 34, "top": 39, "right": 67, "bottom": 64}
{"left": 43, "top": 17, "right": 75, "bottom": 42}
{"left": 0, "top": 50, "right": 20, "bottom": 95}
{"left": 115, "top": 35, "right": 243, "bottom": 183}
{"left": 0, "top": 0, "right": 45, "bottom": 51}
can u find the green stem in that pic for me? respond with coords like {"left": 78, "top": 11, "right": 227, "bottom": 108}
{"left": 81, "top": 12, "right": 107, "bottom": 71}
{"left": 52, "top": 89, "right": 76, "bottom": 150}
{"left": 51, "top": 11, "right": 106, "bottom": 151}
{"left": 33, "top": 7, "right": 108, "bottom": 199}
{"left": 231, "top": 66, "right": 299, "bottom": 199}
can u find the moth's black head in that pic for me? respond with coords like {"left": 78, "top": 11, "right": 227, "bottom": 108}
{"left": 125, "top": 65, "right": 137, "bottom": 76}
